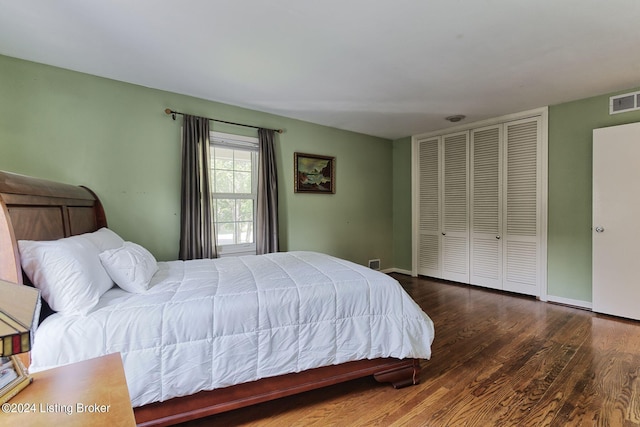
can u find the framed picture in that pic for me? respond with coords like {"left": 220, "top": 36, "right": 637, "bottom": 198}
{"left": 294, "top": 152, "right": 335, "bottom": 194}
{"left": 0, "top": 356, "right": 32, "bottom": 404}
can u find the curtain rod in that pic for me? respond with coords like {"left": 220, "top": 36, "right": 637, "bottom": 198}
{"left": 164, "top": 109, "right": 283, "bottom": 134}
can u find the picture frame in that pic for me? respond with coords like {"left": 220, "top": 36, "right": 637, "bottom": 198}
{"left": 294, "top": 152, "right": 335, "bottom": 194}
{"left": 0, "top": 355, "right": 32, "bottom": 404}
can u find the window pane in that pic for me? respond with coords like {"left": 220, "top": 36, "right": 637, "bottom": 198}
{"left": 236, "top": 199, "right": 253, "bottom": 221}
{"left": 237, "top": 222, "right": 254, "bottom": 244}
{"left": 211, "top": 140, "right": 257, "bottom": 249}
{"left": 214, "top": 171, "right": 233, "bottom": 193}
{"left": 214, "top": 199, "right": 235, "bottom": 222}
{"left": 216, "top": 222, "right": 235, "bottom": 245}
{"left": 214, "top": 147, "right": 234, "bottom": 170}
{"left": 234, "top": 150, "right": 252, "bottom": 171}
{"left": 234, "top": 171, "right": 252, "bottom": 193}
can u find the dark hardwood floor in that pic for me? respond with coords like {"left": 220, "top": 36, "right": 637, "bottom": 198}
{"left": 179, "top": 274, "right": 640, "bottom": 426}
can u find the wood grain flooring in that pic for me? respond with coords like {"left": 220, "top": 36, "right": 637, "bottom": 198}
{"left": 179, "top": 274, "right": 640, "bottom": 426}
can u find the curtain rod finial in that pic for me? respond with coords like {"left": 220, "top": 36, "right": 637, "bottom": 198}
{"left": 165, "top": 108, "right": 177, "bottom": 120}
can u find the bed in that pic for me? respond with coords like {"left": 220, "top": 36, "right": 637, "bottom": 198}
{"left": 0, "top": 170, "right": 434, "bottom": 426}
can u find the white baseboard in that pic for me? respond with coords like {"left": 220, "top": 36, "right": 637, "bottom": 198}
{"left": 546, "top": 295, "right": 592, "bottom": 310}
{"left": 385, "top": 266, "right": 594, "bottom": 311}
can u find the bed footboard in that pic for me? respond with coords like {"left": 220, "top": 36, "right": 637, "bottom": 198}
{"left": 134, "top": 358, "right": 420, "bottom": 427}
{"left": 373, "top": 358, "right": 421, "bottom": 388}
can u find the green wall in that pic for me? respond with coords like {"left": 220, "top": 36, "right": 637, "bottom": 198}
{"left": 547, "top": 87, "right": 640, "bottom": 302}
{"left": 392, "top": 136, "right": 412, "bottom": 272}
{"left": 0, "top": 55, "right": 393, "bottom": 267}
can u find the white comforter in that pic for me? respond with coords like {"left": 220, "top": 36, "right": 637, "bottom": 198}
{"left": 29, "top": 251, "right": 434, "bottom": 407}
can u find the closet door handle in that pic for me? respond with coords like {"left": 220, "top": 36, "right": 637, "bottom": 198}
{"left": 442, "top": 232, "right": 446, "bottom": 236}
{"left": 595, "top": 226, "right": 605, "bottom": 233}
{"left": 496, "top": 235, "right": 501, "bottom": 240}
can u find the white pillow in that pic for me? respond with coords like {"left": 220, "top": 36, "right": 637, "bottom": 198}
{"left": 99, "top": 242, "right": 158, "bottom": 293}
{"left": 82, "top": 227, "right": 125, "bottom": 252}
{"left": 18, "top": 235, "right": 114, "bottom": 316}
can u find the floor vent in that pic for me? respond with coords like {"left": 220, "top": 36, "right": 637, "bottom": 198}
{"left": 610, "top": 90, "right": 640, "bottom": 114}
{"left": 368, "top": 259, "right": 381, "bottom": 270}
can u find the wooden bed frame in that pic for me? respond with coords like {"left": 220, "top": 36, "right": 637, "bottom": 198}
{"left": 0, "top": 170, "right": 421, "bottom": 426}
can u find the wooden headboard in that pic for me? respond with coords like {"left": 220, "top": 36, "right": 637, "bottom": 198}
{"left": 0, "top": 170, "right": 107, "bottom": 285}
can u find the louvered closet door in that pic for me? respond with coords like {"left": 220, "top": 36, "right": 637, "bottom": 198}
{"left": 417, "top": 137, "right": 442, "bottom": 278}
{"left": 442, "top": 132, "right": 469, "bottom": 283}
{"left": 503, "top": 117, "right": 541, "bottom": 296}
{"left": 470, "top": 125, "right": 503, "bottom": 289}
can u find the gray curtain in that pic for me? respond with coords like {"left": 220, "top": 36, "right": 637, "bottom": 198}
{"left": 179, "top": 115, "right": 217, "bottom": 260}
{"left": 256, "top": 128, "right": 279, "bottom": 254}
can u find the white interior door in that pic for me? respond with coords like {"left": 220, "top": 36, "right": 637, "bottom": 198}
{"left": 417, "top": 136, "right": 442, "bottom": 278}
{"left": 502, "top": 117, "right": 541, "bottom": 296}
{"left": 442, "top": 131, "right": 469, "bottom": 283}
{"left": 593, "top": 122, "right": 640, "bottom": 321}
{"left": 470, "top": 125, "right": 503, "bottom": 289}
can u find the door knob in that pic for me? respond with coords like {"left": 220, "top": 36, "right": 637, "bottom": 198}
{"left": 595, "top": 226, "right": 605, "bottom": 233}
{"left": 496, "top": 235, "right": 501, "bottom": 240}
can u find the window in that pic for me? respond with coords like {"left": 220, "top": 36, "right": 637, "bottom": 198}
{"left": 210, "top": 132, "right": 258, "bottom": 256}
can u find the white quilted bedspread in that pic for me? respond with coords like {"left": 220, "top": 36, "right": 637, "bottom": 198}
{"left": 29, "top": 251, "right": 434, "bottom": 407}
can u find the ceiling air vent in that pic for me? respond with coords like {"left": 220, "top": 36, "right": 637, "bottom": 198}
{"left": 610, "top": 90, "right": 640, "bottom": 114}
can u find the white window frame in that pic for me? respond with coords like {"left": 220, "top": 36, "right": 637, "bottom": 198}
{"left": 210, "top": 131, "right": 259, "bottom": 257}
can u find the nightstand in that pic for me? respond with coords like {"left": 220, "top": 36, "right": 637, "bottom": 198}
{"left": 1, "top": 353, "right": 136, "bottom": 426}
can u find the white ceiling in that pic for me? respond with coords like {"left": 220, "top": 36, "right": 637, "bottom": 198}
{"left": 1, "top": 0, "right": 639, "bottom": 140}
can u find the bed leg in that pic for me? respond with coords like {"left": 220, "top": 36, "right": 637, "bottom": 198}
{"left": 373, "top": 359, "right": 421, "bottom": 389}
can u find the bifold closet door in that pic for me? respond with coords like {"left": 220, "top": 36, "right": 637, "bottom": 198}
{"left": 502, "top": 117, "right": 541, "bottom": 296}
{"left": 417, "top": 136, "right": 442, "bottom": 278}
{"left": 470, "top": 125, "right": 503, "bottom": 289}
{"left": 415, "top": 132, "right": 470, "bottom": 282}
{"left": 442, "top": 132, "right": 469, "bottom": 283}
{"left": 593, "top": 122, "right": 640, "bottom": 321}
{"left": 414, "top": 109, "right": 546, "bottom": 297}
